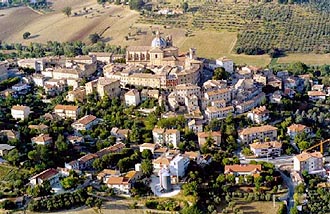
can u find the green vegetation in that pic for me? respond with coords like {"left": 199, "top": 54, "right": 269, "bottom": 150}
{"left": 139, "top": 1, "right": 330, "bottom": 55}
{"left": 23, "top": 32, "right": 31, "bottom": 40}
{"left": 62, "top": 7, "right": 72, "bottom": 17}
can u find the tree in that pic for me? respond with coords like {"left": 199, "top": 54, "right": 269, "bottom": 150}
{"left": 181, "top": 204, "right": 202, "bottom": 214}
{"left": 62, "top": 7, "right": 72, "bottom": 17}
{"left": 141, "top": 149, "right": 152, "bottom": 160}
{"left": 89, "top": 33, "right": 101, "bottom": 44}
{"left": 129, "top": 0, "right": 144, "bottom": 10}
{"left": 5, "top": 149, "right": 20, "bottom": 165}
{"left": 141, "top": 159, "right": 153, "bottom": 177}
{"left": 181, "top": 2, "right": 188, "bottom": 12}
{"left": 213, "top": 67, "right": 230, "bottom": 80}
{"left": 23, "top": 32, "right": 31, "bottom": 40}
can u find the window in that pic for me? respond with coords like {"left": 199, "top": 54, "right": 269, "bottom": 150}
{"left": 155, "top": 54, "right": 158, "bottom": 59}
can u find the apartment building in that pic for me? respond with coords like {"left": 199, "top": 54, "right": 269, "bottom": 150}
{"left": 204, "top": 88, "right": 231, "bottom": 103}
{"left": 205, "top": 106, "right": 234, "bottom": 120}
{"left": 247, "top": 106, "right": 269, "bottom": 124}
{"left": 11, "top": 105, "right": 31, "bottom": 120}
{"left": 287, "top": 124, "right": 312, "bottom": 139}
{"left": 125, "top": 89, "right": 140, "bottom": 106}
{"left": 71, "top": 115, "right": 99, "bottom": 131}
{"left": 249, "top": 141, "right": 282, "bottom": 157}
{"left": 54, "top": 105, "right": 80, "bottom": 120}
{"left": 238, "top": 125, "right": 278, "bottom": 144}
{"left": 293, "top": 152, "right": 324, "bottom": 175}
{"left": 197, "top": 131, "right": 221, "bottom": 147}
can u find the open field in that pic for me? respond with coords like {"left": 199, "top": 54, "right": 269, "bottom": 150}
{"left": 228, "top": 201, "right": 281, "bottom": 214}
{"left": 278, "top": 53, "right": 330, "bottom": 65}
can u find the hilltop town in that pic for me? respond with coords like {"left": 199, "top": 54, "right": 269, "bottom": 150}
{"left": 0, "top": 29, "right": 330, "bottom": 214}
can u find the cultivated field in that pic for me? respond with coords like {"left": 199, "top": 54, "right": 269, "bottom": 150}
{"left": 0, "top": 0, "right": 328, "bottom": 66}
{"left": 227, "top": 201, "right": 281, "bottom": 214}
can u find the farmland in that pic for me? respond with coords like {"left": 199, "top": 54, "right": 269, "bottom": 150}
{"left": 0, "top": 0, "right": 329, "bottom": 66}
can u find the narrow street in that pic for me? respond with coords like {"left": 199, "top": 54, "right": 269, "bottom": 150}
{"left": 278, "top": 170, "right": 296, "bottom": 214}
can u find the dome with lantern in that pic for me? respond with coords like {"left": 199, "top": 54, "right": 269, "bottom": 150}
{"left": 151, "top": 31, "right": 167, "bottom": 48}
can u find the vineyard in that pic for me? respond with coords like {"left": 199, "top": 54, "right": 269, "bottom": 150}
{"left": 138, "top": 2, "right": 330, "bottom": 55}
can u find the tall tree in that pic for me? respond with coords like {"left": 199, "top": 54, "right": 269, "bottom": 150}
{"left": 62, "top": 7, "right": 72, "bottom": 17}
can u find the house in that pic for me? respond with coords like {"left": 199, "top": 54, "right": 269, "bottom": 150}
{"left": 204, "top": 88, "right": 231, "bottom": 104}
{"left": 249, "top": 141, "right": 282, "bottom": 157}
{"left": 184, "top": 151, "right": 201, "bottom": 162}
{"left": 175, "top": 84, "right": 201, "bottom": 103}
{"left": 215, "top": 57, "right": 234, "bottom": 73}
{"left": 169, "top": 154, "right": 190, "bottom": 178}
{"left": 0, "top": 130, "right": 20, "bottom": 141}
{"left": 164, "top": 129, "right": 180, "bottom": 148}
{"left": 97, "top": 169, "right": 120, "bottom": 182}
{"left": 247, "top": 106, "right": 269, "bottom": 124}
{"left": 71, "top": 115, "right": 99, "bottom": 131}
{"left": 139, "top": 143, "right": 158, "bottom": 154}
{"left": 197, "top": 131, "right": 221, "bottom": 147}
{"left": 188, "top": 119, "right": 203, "bottom": 133}
{"left": 66, "top": 87, "right": 86, "bottom": 102}
{"left": 224, "top": 164, "right": 262, "bottom": 176}
{"left": 199, "top": 154, "right": 213, "bottom": 165}
{"left": 153, "top": 156, "right": 171, "bottom": 174}
{"left": 125, "top": 89, "right": 141, "bottom": 106}
{"left": 307, "top": 91, "right": 326, "bottom": 101}
{"left": 293, "top": 152, "right": 324, "bottom": 175}
{"left": 152, "top": 127, "right": 166, "bottom": 145}
{"left": 67, "top": 135, "right": 85, "bottom": 145}
{"left": 96, "top": 78, "right": 121, "bottom": 98}
{"left": 110, "top": 127, "right": 130, "bottom": 141}
{"left": 18, "top": 58, "right": 45, "bottom": 72}
{"left": 0, "top": 144, "right": 15, "bottom": 157}
{"left": 238, "top": 125, "right": 278, "bottom": 144}
{"left": 54, "top": 105, "right": 80, "bottom": 120}
{"left": 31, "top": 134, "right": 53, "bottom": 145}
{"left": 29, "top": 168, "right": 60, "bottom": 186}
{"left": 287, "top": 124, "right": 312, "bottom": 139}
{"left": 11, "top": 105, "right": 31, "bottom": 120}
{"left": 89, "top": 52, "right": 112, "bottom": 64}
{"left": 106, "top": 171, "right": 142, "bottom": 195}
{"left": 205, "top": 106, "right": 234, "bottom": 120}
{"left": 28, "top": 124, "right": 49, "bottom": 133}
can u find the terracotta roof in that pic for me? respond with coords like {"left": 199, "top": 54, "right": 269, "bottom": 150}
{"left": 140, "top": 143, "right": 157, "bottom": 149}
{"left": 153, "top": 157, "right": 170, "bottom": 165}
{"left": 206, "top": 88, "right": 230, "bottom": 96}
{"left": 287, "top": 124, "right": 308, "bottom": 132}
{"left": 95, "top": 143, "right": 125, "bottom": 157}
{"left": 308, "top": 91, "right": 326, "bottom": 96}
{"left": 31, "top": 134, "right": 52, "bottom": 143}
{"left": 153, "top": 127, "right": 165, "bottom": 134}
{"left": 125, "top": 170, "right": 138, "bottom": 180}
{"left": 225, "top": 164, "right": 262, "bottom": 173}
{"left": 154, "top": 147, "right": 167, "bottom": 153}
{"left": 107, "top": 176, "right": 129, "bottom": 185}
{"left": 30, "top": 168, "right": 59, "bottom": 181}
{"left": 72, "top": 115, "right": 97, "bottom": 126}
{"left": 251, "top": 106, "right": 269, "bottom": 115}
{"left": 79, "top": 153, "right": 98, "bottom": 163}
{"left": 240, "top": 125, "right": 277, "bottom": 135}
{"left": 125, "top": 89, "right": 139, "bottom": 96}
{"left": 198, "top": 131, "right": 221, "bottom": 138}
{"left": 184, "top": 151, "right": 200, "bottom": 159}
{"left": 175, "top": 83, "right": 200, "bottom": 90}
{"left": 250, "top": 141, "right": 282, "bottom": 149}
{"left": 295, "top": 151, "right": 323, "bottom": 162}
{"left": 165, "top": 129, "right": 179, "bottom": 134}
{"left": 54, "top": 104, "right": 79, "bottom": 111}
{"left": 11, "top": 105, "right": 29, "bottom": 111}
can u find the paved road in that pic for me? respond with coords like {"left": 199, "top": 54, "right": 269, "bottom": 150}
{"left": 278, "top": 170, "right": 296, "bottom": 214}
{"left": 240, "top": 155, "right": 294, "bottom": 168}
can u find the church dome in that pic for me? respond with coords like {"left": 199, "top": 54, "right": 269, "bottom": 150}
{"left": 151, "top": 32, "right": 167, "bottom": 48}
